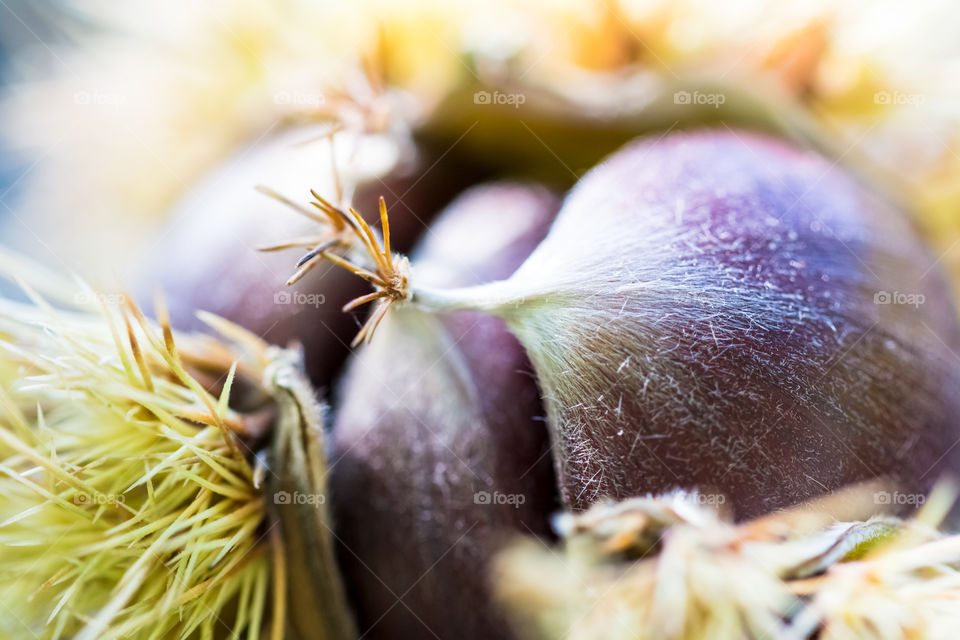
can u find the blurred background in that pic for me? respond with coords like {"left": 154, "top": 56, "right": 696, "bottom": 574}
{"left": 0, "top": 1, "right": 73, "bottom": 234}
{"left": 1, "top": 0, "right": 959, "bottom": 309}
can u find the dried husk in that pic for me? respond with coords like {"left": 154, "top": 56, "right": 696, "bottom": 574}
{"left": 266, "top": 351, "right": 356, "bottom": 640}
{"left": 494, "top": 486, "right": 959, "bottom": 640}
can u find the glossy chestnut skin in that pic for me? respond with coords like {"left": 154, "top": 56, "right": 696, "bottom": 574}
{"left": 492, "top": 130, "right": 960, "bottom": 519}
{"left": 328, "top": 183, "right": 560, "bottom": 640}
{"left": 135, "top": 126, "right": 477, "bottom": 389}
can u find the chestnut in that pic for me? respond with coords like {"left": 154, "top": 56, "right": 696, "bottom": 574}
{"left": 134, "top": 125, "right": 477, "bottom": 390}
{"left": 328, "top": 129, "right": 960, "bottom": 520}
{"left": 328, "top": 182, "right": 561, "bottom": 639}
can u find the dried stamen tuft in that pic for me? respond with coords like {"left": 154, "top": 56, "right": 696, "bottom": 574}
{"left": 282, "top": 193, "right": 411, "bottom": 345}
{"left": 256, "top": 186, "right": 358, "bottom": 269}
{"left": 280, "top": 55, "right": 397, "bottom": 138}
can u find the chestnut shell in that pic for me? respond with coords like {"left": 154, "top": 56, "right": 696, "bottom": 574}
{"left": 135, "top": 127, "right": 478, "bottom": 390}
{"left": 497, "top": 130, "right": 960, "bottom": 518}
{"left": 329, "top": 184, "right": 560, "bottom": 639}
